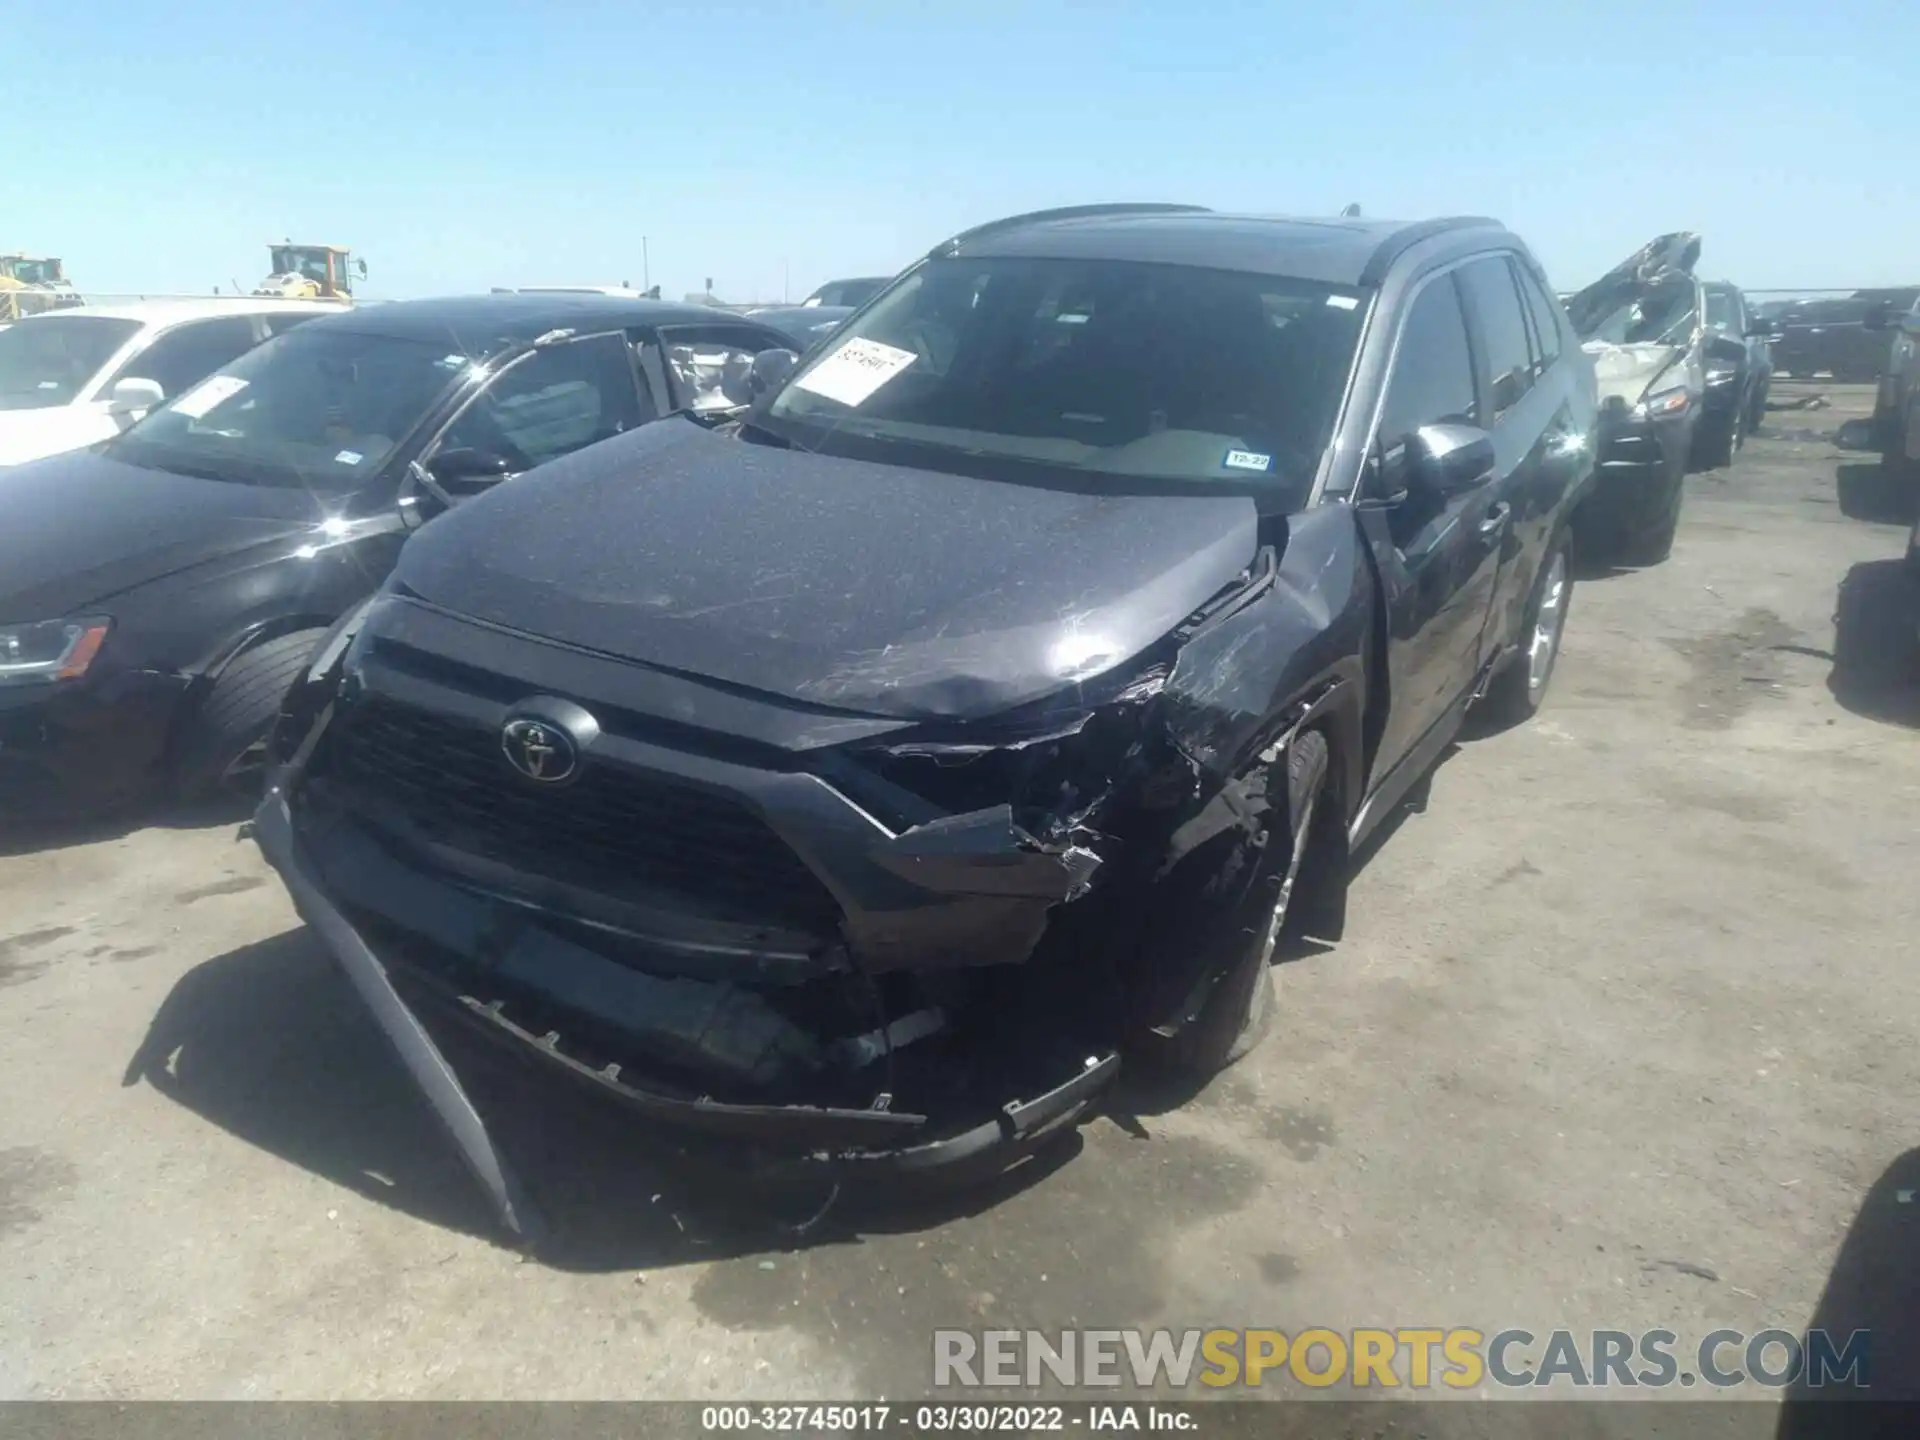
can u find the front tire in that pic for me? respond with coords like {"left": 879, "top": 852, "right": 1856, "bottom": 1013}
{"left": 1478, "top": 531, "right": 1573, "bottom": 728}
{"left": 1164, "top": 730, "right": 1329, "bottom": 1076}
{"left": 1695, "top": 400, "right": 1744, "bottom": 470}
{"left": 174, "top": 629, "right": 328, "bottom": 799}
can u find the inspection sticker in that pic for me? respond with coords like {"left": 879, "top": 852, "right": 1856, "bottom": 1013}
{"left": 333, "top": 449, "right": 364, "bottom": 465}
{"left": 1325, "top": 293, "right": 1361, "bottom": 310}
{"left": 172, "top": 374, "right": 248, "bottom": 419}
{"left": 1223, "top": 449, "right": 1273, "bottom": 472}
{"left": 790, "top": 337, "right": 917, "bottom": 407}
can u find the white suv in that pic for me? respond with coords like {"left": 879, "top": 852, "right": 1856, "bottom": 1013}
{"left": 0, "top": 298, "right": 323, "bottom": 467}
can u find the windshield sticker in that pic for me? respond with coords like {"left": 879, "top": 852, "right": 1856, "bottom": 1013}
{"left": 333, "top": 449, "right": 364, "bottom": 465}
{"left": 437, "top": 353, "right": 468, "bottom": 370}
{"left": 37, "top": 380, "right": 59, "bottom": 389}
{"left": 170, "top": 374, "right": 249, "bottom": 419}
{"left": 1325, "top": 294, "right": 1360, "bottom": 310}
{"left": 1223, "top": 449, "right": 1274, "bottom": 473}
{"left": 791, "top": 337, "right": 918, "bottom": 407}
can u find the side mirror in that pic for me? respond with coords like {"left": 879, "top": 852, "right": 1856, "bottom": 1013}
{"left": 1862, "top": 300, "right": 1892, "bottom": 332}
{"left": 426, "top": 447, "right": 513, "bottom": 486}
{"left": 745, "top": 347, "right": 800, "bottom": 403}
{"left": 109, "top": 376, "right": 165, "bottom": 415}
{"left": 1407, "top": 423, "right": 1496, "bottom": 499}
{"left": 1705, "top": 333, "right": 1747, "bottom": 366}
{"left": 357, "top": 259, "right": 369, "bottom": 279}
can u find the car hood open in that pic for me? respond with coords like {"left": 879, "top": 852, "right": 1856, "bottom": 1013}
{"left": 1565, "top": 231, "right": 1702, "bottom": 339}
{"left": 391, "top": 420, "right": 1261, "bottom": 720}
{"left": 0, "top": 448, "right": 325, "bottom": 621}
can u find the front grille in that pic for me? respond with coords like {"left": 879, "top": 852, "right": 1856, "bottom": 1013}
{"left": 318, "top": 698, "right": 842, "bottom": 931}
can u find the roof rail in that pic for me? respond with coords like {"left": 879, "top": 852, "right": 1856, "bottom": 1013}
{"left": 1358, "top": 215, "right": 1503, "bottom": 286}
{"left": 932, "top": 202, "right": 1212, "bottom": 256}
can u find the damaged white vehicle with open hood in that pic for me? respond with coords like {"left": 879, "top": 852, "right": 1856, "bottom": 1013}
{"left": 1565, "top": 232, "right": 1715, "bottom": 564}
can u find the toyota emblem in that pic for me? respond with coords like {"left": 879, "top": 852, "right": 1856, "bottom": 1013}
{"left": 501, "top": 716, "right": 578, "bottom": 783}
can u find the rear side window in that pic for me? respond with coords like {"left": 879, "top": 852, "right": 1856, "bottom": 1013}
{"left": 111, "top": 316, "right": 261, "bottom": 399}
{"left": 1376, "top": 276, "right": 1477, "bottom": 493}
{"left": 438, "top": 332, "right": 645, "bottom": 471}
{"left": 1457, "top": 257, "right": 1535, "bottom": 423}
{"left": 1514, "top": 263, "right": 1563, "bottom": 375}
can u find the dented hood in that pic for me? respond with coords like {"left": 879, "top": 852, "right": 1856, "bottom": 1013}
{"left": 1566, "top": 230, "right": 1702, "bottom": 341}
{"left": 392, "top": 420, "right": 1260, "bottom": 720}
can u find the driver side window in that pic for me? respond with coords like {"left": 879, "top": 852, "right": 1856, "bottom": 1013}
{"left": 1374, "top": 276, "right": 1478, "bottom": 498}
{"left": 435, "top": 332, "right": 646, "bottom": 472}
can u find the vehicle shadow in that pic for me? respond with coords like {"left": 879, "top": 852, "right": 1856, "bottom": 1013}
{"left": 1830, "top": 560, "right": 1920, "bottom": 728}
{"left": 1836, "top": 462, "right": 1917, "bottom": 526}
{"left": 124, "top": 927, "right": 1083, "bottom": 1271}
{"left": 0, "top": 791, "right": 255, "bottom": 859}
{"left": 1775, "top": 1147, "right": 1920, "bottom": 1438}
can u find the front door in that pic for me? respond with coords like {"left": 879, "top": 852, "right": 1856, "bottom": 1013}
{"left": 1355, "top": 270, "right": 1507, "bottom": 783}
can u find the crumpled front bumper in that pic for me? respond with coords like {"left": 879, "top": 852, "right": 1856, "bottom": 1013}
{"left": 252, "top": 786, "right": 1121, "bottom": 1244}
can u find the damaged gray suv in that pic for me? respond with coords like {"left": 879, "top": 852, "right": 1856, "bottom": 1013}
{"left": 255, "top": 204, "right": 1597, "bottom": 1241}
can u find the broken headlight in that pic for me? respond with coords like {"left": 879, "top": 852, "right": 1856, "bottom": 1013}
{"left": 0, "top": 617, "right": 110, "bottom": 687}
{"left": 849, "top": 655, "right": 1173, "bottom": 826}
{"left": 1631, "top": 383, "right": 1692, "bottom": 420}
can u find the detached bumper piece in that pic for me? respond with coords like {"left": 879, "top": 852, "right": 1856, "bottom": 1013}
{"left": 253, "top": 789, "right": 1120, "bottom": 1242}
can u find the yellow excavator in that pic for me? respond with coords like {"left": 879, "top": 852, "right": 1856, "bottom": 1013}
{"left": 252, "top": 242, "right": 365, "bottom": 302}
{"left": 0, "top": 254, "right": 80, "bottom": 320}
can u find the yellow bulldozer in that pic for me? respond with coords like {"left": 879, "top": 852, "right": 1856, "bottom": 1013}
{"left": 0, "top": 253, "right": 81, "bottom": 320}
{"left": 251, "top": 242, "right": 366, "bottom": 302}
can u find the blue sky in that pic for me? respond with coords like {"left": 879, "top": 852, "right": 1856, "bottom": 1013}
{"left": 7, "top": 0, "right": 1913, "bottom": 302}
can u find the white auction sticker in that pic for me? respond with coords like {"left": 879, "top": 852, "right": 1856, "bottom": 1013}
{"left": 172, "top": 374, "right": 249, "bottom": 419}
{"left": 790, "top": 337, "right": 918, "bottom": 408}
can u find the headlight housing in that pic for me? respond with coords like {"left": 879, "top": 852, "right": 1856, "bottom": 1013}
{"left": 0, "top": 617, "right": 110, "bottom": 687}
{"left": 1631, "top": 384, "right": 1692, "bottom": 421}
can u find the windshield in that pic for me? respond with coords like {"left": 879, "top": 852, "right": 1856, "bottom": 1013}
{"left": 762, "top": 256, "right": 1367, "bottom": 505}
{"left": 271, "top": 247, "right": 332, "bottom": 283}
{"left": 0, "top": 315, "right": 140, "bottom": 410}
{"left": 1575, "top": 276, "right": 1698, "bottom": 347}
{"left": 1704, "top": 287, "right": 1740, "bottom": 330}
{"left": 110, "top": 325, "right": 470, "bottom": 490}
{"left": 11, "top": 259, "right": 60, "bottom": 286}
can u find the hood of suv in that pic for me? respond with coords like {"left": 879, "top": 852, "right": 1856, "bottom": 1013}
{"left": 0, "top": 447, "right": 325, "bottom": 620}
{"left": 390, "top": 420, "right": 1261, "bottom": 720}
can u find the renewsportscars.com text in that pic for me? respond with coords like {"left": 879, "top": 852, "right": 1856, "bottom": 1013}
{"left": 932, "top": 1328, "right": 1873, "bottom": 1391}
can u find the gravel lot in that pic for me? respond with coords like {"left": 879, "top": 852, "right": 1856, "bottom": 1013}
{"left": 5, "top": 384, "right": 1918, "bottom": 1420}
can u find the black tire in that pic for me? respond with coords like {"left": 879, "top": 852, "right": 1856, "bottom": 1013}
{"left": 1166, "top": 730, "right": 1329, "bottom": 1076}
{"left": 1695, "top": 400, "right": 1743, "bottom": 470}
{"left": 1619, "top": 461, "right": 1685, "bottom": 566}
{"left": 1477, "top": 530, "right": 1573, "bottom": 729}
{"left": 174, "top": 629, "right": 328, "bottom": 798}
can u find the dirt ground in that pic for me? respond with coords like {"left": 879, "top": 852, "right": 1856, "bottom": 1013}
{"left": 4, "top": 383, "right": 1919, "bottom": 1422}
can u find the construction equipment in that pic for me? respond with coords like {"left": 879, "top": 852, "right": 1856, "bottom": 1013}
{"left": 0, "top": 254, "right": 81, "bottom": 320}
{"left": 252, "top": 242, "right": 365, "bottom": 301}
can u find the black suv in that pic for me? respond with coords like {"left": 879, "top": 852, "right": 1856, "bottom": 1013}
{"left": 257, "top": 205, "right": 1597, "bottom": 1239}
{"left": 1697, "top": 281, "right": 1775, "bottom": 467}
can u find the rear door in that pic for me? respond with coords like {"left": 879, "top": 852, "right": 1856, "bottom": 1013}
{"left": 1458, "top": 254, "right": 1573, "bottom": 668}
{"left": 1357, "top": 270, "right": 1507, "bottom": 779}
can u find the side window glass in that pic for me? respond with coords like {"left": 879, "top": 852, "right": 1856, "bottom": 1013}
{"left": 660, "top": 327, "right": 785, "bottom": 414}
{"left": 1457, "top": 257, "right": 1535, "bottom": 423}
{"left": 110, "top": 317, "right": 260, "bottom": 399}
{"left": 1375, "top": 277, "right": 1477, "bottom": 496}
{"left": 1514, "top": 263, "right": 1563, "bottom": 377}
{"left": 438, "top": 332, "right": 644, "bottom": 471}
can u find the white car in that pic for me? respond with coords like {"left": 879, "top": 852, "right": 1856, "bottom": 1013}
{"left": 0, "top": 299, "right": 324, "bottom": 467}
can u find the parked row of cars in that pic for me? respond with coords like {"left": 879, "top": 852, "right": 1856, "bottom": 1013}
{"left": 0, "top": 207, "right": 1787, "bottom": 1240}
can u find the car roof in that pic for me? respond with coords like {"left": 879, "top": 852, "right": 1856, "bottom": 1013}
{"left": 940, "top": 206, "right": 1508, "bottom": 286}
{"left": 310, "top": 292, "right": 770, "bottom": 356}
{"left": 18, "top": 298, "right": 327, "bottom": 326}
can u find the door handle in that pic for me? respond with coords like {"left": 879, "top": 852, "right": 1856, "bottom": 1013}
{"left": 1478, "top": 502, "right": 1511, "bottom": 536}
